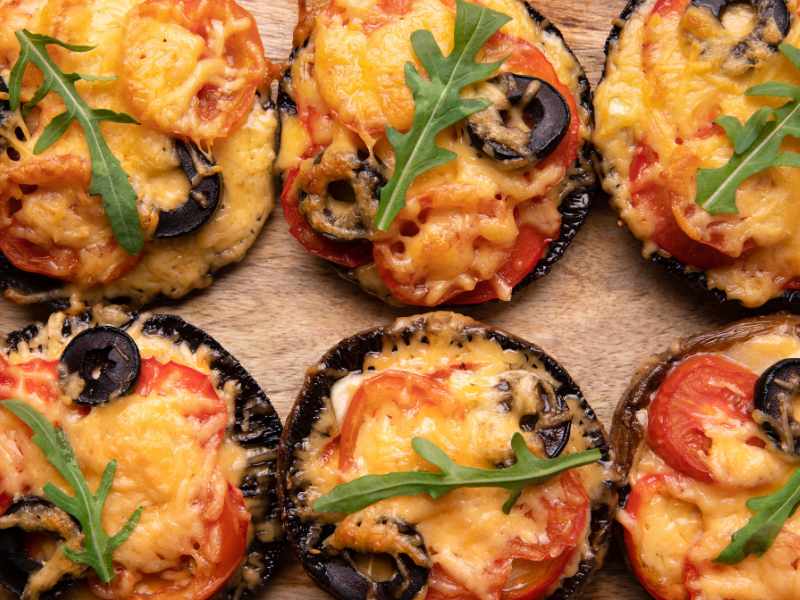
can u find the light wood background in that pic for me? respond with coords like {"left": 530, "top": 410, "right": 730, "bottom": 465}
{"left": 0, "top": 1, "right": 756, "bottom": 598}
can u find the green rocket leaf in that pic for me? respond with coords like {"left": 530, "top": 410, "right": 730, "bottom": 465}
{"left": 374, "top": 0, "right": 510, "bottom": 229}
{"left": 313, "top": 433, "right": 601, "bottom": 515}
{"left": 8, "top": 30, "right": 142, "bottom": 254}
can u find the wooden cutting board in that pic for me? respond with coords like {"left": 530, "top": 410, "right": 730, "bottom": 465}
{"left": 0, "top": 1, "right": 757, "bottom": 598}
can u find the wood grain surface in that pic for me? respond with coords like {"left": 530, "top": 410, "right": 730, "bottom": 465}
{"left": 0, "top": 1, "right": 756, "bottom": 598}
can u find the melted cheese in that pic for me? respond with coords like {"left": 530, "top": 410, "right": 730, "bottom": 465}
{"left": 299, "top": 313, "right": 611, "bottom": 600}
{"left": 595, "top": 0, "right": 800, "bottom": 307}
{"left": 621, "top": 329, "right": 800, "bottom": 600}
{"left": 0, "top": 0, "right": 275, "bottom": 305}
{"left": 0, "top": 308, "right": 247, "bottom": 597}
{"left": 279, "top": 0, "right": 591, "bottom": 305}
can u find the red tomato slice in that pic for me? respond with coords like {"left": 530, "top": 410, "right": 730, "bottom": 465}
{"left": 135, "top": 358, "right": 226, "bottom": 437}
{"left": 0, "top": 356, "right": 60, "bottom": 403}
{"left": 135, "top": 358, "right": 218, "bottom": 401}
{"left": 0, "top": 493, "right": 10, "bottom": 516}
{"left": 338, "top": 370, "right": 451, "bottom": 470}
{"left": 646, "top": 354, "right": 758, "bottom": 483}
{"left": 281, "top": 168, "right": 373, "bottom": 269}
{"left": 0, "top": 234, "right": 78, "bottom": 281}
{"left": 93, "top": 484, "right": 249, "bottom": 600}
{"left": 123, "top": 0, "right": 266, "bottom": 142}
{"left": 450, "top": 226, "right": 550, "bottom": 305}
{"left": 651, "top": 0, "right": 690, "bottom": 15}
{"left": 426, "top": 473, "right": 589, "bottom": 600}
{"left": 622, "top": 474, "right": 688, "bottom": 600}
{"left": 629, "top": 144, "right": 735, "bottom": 270}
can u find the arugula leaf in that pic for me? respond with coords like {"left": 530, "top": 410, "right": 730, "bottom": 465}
{"left": 8, "top": 30, "right": 143, "bottom": 254}
{"left": 1, "top": 400, "right": 142, "bottom": 583}
{"left": 374, "top": 0, "right": 510, "bottom": 230}
{"left": 695, "top": 43, "right": 800, "bottom": 215}
{"left": 715, "top": 469, "right": 800, "bottom": 565}
{"left": 313, "top": 432, "right": 601, "bottom": 515}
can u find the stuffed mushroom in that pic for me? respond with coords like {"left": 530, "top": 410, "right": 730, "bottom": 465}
{"left": 595, "top": 0, "right": 800, "bottom": 310}
{"left": 279, "top": 312, "right": 617, "bottom": 599}
{"left": 276, "top": 0, "right": 596, "bottom": 307}
{"left": 0, "top": 306, "right": 283, "bottom": 599}
{"left": 613, "top": 314, "right": 800, "bottom": 599}
{"left": 0, "top": 0, "right": 278, "bottom": 306}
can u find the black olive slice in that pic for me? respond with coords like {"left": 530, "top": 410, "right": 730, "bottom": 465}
{"left": 60, "top": 326, "right": 141, "bottom": 406}
{"left": 754, "top": 358, "right": 800, "bottom": 455}
{"left": 0, "top": 497, "right": 84, "bottom": 599}
{"left": 297, "top": 149, "right": 384, "bottom": 241}
{"left": 154, "top": 140, "right": 222, "bottom": 239}
{"left": 690, "top": 0, "right": 790, "bottom": 74}
{"left": 467, "top": 74, "right": 571, "bottom": 170}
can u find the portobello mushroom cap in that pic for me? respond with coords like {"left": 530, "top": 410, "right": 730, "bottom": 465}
{"left": 610, "top": 313, "right": 800, "bottom": 582}
{"left": 0, "top": 307, "right": 284, "bottom": 600}
{"left": 279, "top": 312, "right": 617, "bottom": 600}
{"left": 597, "top": 0, "right": 800, "bottom": 312}
{"left": 277, "top": 0, "right": 597, "bottom": 306}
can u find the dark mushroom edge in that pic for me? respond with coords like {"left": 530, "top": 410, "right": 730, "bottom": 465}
{"left": 610, "top": 312, "right": 800, "bottom": 592}
{"left": 278, "top": 313, "right": 617, "bottom": 600}
{"left": 598, "top": 0, "right": 800, "bottom": 313}
{"left": 277, "top": 0, "right": 598, "bottom": 306}
{"left": 0, "top": 498, "right": 84, "bottom": 600}
{"left": 0, "top": 308, "right": 284, "bottom": 600}
{"left": 0, "top": 87, "right": 277, "bottom": 308}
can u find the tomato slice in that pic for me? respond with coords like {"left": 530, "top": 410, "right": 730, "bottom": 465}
{"left": 122, "top": 0, "right": 266, "bottom": 143}
{"left": 622, "top": 474, "right": 690, "bottom": 600}
{"left": 0, "top": 493, "right": 10, "bottom": 516}
{"left": 0, "top": 234, "right": 78, "bottom": 280}
{"left": 338, "top": 370, "right": 451, "bottom": 470}
{"left": 135, "top": 358, "right": 218, "bottom": 401}
{"left": 281, "top": 168, "right": 373, "bottom": 269}
{"left": 646, "top": 354, "right": 758, "bottom": 483}
{"left": 450, "top": 226, "right": 550, "bottom": 305}
{"left": 651, "top": 0, "right": 690, "bottom": 15}
{"left": 426, "top": 473, "right": 588, "bottom": 600}
{"left": 629, "top": 144, "right": 734, "bottom": 270}
{"left": 0, "top": 356, "right": 60, "bottom": 403}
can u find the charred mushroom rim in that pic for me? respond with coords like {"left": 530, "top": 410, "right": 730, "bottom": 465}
{"left": 275, "top": 0, "right": 596, "bottom": 307}
{"left": 612, "top": 314, "right": 800, "bottom": 599}
{"left": 0, "top": 0, "right": 279, "bottom": 307}
{"left": 279, "top": 312, "right": 617, "bottom": 600}
{"left": 0, "top": 306, "right": 283, "bottom": 599}
{"left": 594, "top": 0, "right": 800, "bottom": 311}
